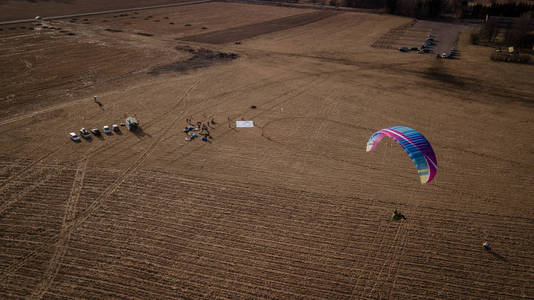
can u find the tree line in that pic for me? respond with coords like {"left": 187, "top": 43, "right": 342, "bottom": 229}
{"left": 304, "top": 0, "right": 534, "bottom": 20}
{"left": 462, "top": 2, "right": 534, "bottom": 18}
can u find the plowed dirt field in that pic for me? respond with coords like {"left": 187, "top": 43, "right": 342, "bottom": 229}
{"left": 1, "top": 1, "right": 533, "bottom": 299}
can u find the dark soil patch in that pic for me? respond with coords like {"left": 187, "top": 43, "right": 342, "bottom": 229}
{"left": 149, "top": 48, "right": 238, "bottom": 75}
{"left": 176, "top": 45, "right": 196, "bottom": 53}
{"left": 179, "top": 11, "right": 336, "bottom": 44}
{"left": 105, "top": 28, "right": 122, "bottom": 33}
{"left": 136, "top": 32, "right": 154, "bottom": 37}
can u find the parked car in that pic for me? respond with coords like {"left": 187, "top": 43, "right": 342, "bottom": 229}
{"left": 103, "top": 125, "right": 111, "bottom": 135}
{"left": 80, "top": 128, "right": 91, "bottom": 139}
{"left": 411, "top": 47, "right": 418, "bottom": 51}
{"left": 91, "top": 128, "right": 101, "bottom": 136}
{"left": 112, "top": 124, "right": 120, "bottom": 132}
{"left": 69, "top": 132, "right": 80, "bottom": 142}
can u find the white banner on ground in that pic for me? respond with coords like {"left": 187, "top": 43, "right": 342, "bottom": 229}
{"left": 236, "top": 121, "right": 254, "bottom": 128}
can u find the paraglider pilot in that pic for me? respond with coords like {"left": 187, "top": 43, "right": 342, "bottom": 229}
{"left": 392, "top": 209, "right": 407, "bottom": 221}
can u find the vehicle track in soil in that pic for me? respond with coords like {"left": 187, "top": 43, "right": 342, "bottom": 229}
{"left": 0, "top": 79, "right": 200, "bottom": 285}
{"left": 29, "top": 157, "right": 88, "bottom": 299}
{"left": 1, "top": 3, "right": 533, "bottom": 298}
{"left": 1, "top": 166, "right": 533, "bottom": 298}
{"left": 16, "top": 173, "right": 534, "bottom": 298}
{"left": 2, "top": 72, "right": 323, "bottom": 295}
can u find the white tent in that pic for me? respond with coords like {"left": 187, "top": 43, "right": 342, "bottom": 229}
{"left": 236, "top": 121, "right": 254, "bottom": 128}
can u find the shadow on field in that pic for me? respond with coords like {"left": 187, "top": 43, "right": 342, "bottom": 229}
{"left": 490, "top": 250, "right": 508, "bottom": 262}
{"left": 417, "top": 60, "right": 534, "bottom": 106}
{"left": 132, "top": 127, "right": 150, "bottom": 138}
{"left": 422, "top": 60, "right": 465, "bottom": 87}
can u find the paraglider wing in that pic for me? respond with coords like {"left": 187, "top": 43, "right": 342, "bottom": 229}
{"left": 366, "top": 126, "right": 437, "bottom": 184}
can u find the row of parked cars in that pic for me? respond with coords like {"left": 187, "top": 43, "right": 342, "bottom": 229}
{"left": 436, "top": 47, "right": 457, "bottom": 59}
{"left": 69, "top": 124, "right": 120, "bottom": 142}
{"left": 399, "top": 34, "right": 436, "bottom": 54}
{"left": 399, "top": 34, "right": 457, "bottom": 59}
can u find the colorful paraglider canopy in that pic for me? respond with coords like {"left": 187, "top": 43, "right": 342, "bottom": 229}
{"left": 366, "top": 126, "right": 437, "bottom": 184}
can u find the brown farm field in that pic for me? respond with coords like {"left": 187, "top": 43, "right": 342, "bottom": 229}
{"left": 1, "top": 1, "right": 534, "bottom": 299}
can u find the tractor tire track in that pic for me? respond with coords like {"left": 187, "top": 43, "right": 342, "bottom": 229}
{"left": 350, "top": 220, "right": 383, "bottom": 297}
{"left": 0, "top": 149, "right": 60, "bottom": 191}
{"left": 67, "top": 79, "right": 200, "bottom": 230}
{"left": 366, "top": 213, "right": 411, "bottom": 298}
{"left": 0, "top": 168, "right": 56, "bottom": 217}
{"left": 173, "top": 73, "right": 324, "bottom": 164}
{"left": 29, "top": 157, "right": 89, "bottom": 299}
{"left": 0, "top": 80, "right": 199, "bottom": 284}
{"left": 388, "top": 208, "right": 418, "bottom": 297}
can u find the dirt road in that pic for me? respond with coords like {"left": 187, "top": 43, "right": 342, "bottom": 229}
{"left": 0, "top": 0, "right": 210, "bottom": 25}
